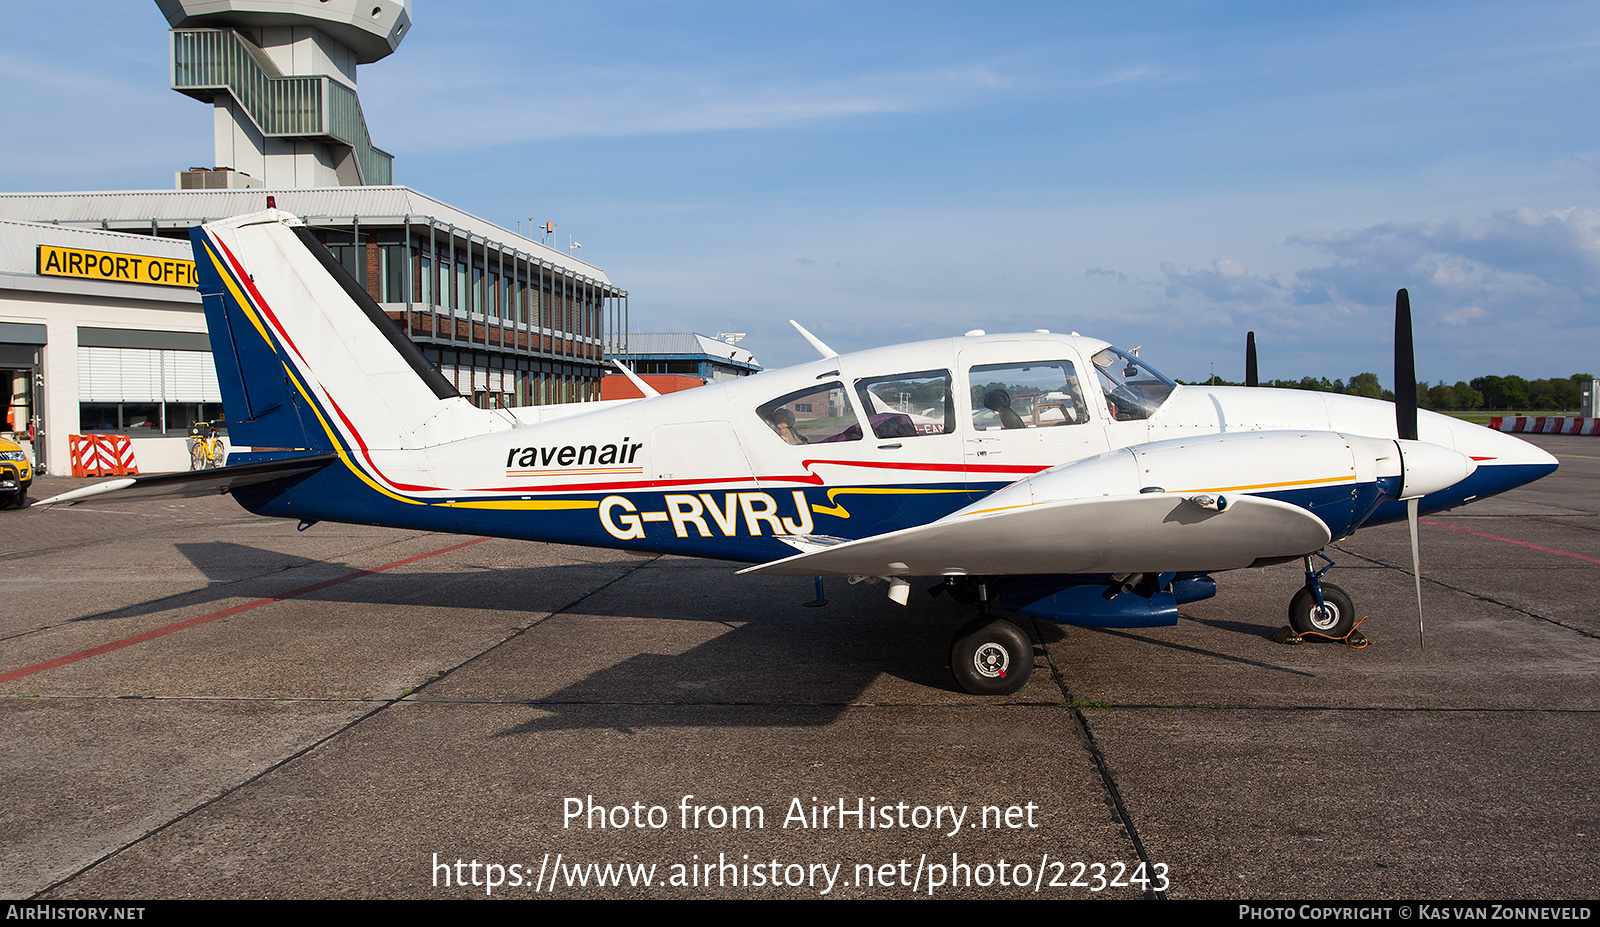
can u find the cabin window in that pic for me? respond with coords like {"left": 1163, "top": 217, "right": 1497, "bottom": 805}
{"left": 756, "top": 382, "right": 861, "bottom": 444}
{"left": 854, "top": 370, "right": 953, "bottom": 438}
{"left": 968, "top": 361, "right": 1090, "bottom": 430}
{"left": 1092, "top": 347, "right": 1176, "bottom": 421}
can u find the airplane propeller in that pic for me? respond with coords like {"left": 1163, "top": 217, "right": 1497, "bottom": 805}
{"left": 1395, "top": 290, "right": 1418, "bottom": 442}
{"left": 1395, "top": 288, "right": 1425, "bottom": 651}
{"left": 1245, "top": 331, "right": 1259, "bottom": 388}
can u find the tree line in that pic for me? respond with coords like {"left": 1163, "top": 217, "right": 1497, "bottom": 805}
{"left": 1178, "top": 373, "right": 1595, "bottom": 412}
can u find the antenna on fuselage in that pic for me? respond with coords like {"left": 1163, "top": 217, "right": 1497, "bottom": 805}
{"left": 789, "top": 320, "right": 838, "bottom": 359}
{"left": 1245, "top": 331, "right": 1259, "bottom": 388}
{"left": 611, "top": 359, "right": 661, "bottom": 398}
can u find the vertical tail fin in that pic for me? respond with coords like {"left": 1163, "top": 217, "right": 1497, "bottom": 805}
{"left": 193, "top": 220, "right": 327, "bottom": 453}
{"left": 192, "top": 209, "right": 495, "bottom": 459}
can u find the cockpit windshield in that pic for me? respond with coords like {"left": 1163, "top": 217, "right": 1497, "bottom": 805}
{"left": 1091, "top": 346, "right": 1176, "bottom": 421}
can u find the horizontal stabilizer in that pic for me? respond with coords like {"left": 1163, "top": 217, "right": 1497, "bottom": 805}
{"left": 739, "top": 492, "right": 1332, "bottom": 578}
{"left": 32, "top": 454, "right": 339, "bottom": 507}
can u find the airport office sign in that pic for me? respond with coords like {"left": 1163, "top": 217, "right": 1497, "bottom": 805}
{"left": 36, "top": 245, "right": 197, "bottom": 289}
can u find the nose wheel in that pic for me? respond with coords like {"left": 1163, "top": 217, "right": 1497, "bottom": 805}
{"left": 1286, "top": 552, "right": 1358, "bottom": 640}
{"left": 1288, "top": 582, "right": 1355, "bottom": 638}
{"left": 950, "top": 615, "right": 1033, "bottom": 695}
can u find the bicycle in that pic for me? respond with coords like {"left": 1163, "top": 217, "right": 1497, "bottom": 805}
{"left": 188, "top": 422, "right": 225, "bottom": 470}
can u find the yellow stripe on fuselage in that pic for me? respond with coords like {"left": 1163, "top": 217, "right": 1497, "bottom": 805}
{"left": 811, "top": 486, "right": 968, "bottom": 519}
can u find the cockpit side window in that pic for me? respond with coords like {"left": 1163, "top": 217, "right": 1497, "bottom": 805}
{"left": 853, "top": 370, "right": 953, "bottom": 438}
{"left": 756, "top": 382, "right": 861, "bottom": 444}
{"left": 968, "top": 361, "right": 1090, "bottom": 430}
{"left": 1091, "top": 347, "right": 1176, "bottom": 421}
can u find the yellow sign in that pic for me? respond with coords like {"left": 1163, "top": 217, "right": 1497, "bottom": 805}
{"left": 36, "top": 245, "right": 197, "bottom": 289}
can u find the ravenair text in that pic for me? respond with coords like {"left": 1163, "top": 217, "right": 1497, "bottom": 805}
{"left": 506, "top": 439, "right": 643, "bottom": 470}
{"left": 602, "top": 492, "right": 815, "bottom": 539}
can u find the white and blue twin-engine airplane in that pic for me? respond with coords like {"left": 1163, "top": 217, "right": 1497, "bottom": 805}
{"left": 42, "top": 208, "right": 1559, "bottom": 693}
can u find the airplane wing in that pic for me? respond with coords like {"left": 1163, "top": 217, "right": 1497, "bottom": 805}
{"left": 739, "top": 492, "right": 1331, "bottom": 578}
{"left": 32, "top": 454, "right": 339, "bottom": 506}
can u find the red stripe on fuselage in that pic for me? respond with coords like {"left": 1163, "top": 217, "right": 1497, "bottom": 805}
{"left": 799, "top": 458, "right": 1046, "bottom": 476}
{"left": 468, "top": 458, "right": 1045, "bottom": 495}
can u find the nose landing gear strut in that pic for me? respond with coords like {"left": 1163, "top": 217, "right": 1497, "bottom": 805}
{"left": 1285, "top": 551, "right": 1359, "bottom": 642}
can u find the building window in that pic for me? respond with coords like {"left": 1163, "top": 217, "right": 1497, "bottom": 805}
{"left": 381, "top": 245, "right": 405, "bottom": 302}
{"left": 328, "top": 244, "right": 366, "bottom": 287}
{"left": 78, "top": 346, "right": 222, "bottom": 435}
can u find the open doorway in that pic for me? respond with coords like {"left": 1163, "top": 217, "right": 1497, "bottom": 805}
{"left": 1, "top": 352, "right": 43, "bottom": 469}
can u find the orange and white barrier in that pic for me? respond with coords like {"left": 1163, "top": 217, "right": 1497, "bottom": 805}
{"left": 1491, "top": 416, "right": 1600, "bottom": 435}
{"left": 108, "top": 435, "right": 139, "bottom": 474}
{"left": 68, "top": 434, "right": 141, "bottom": 477}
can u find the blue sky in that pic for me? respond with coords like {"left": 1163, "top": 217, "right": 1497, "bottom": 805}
{"left": 3, "top": 2, "right": 1598, "bottom": 382}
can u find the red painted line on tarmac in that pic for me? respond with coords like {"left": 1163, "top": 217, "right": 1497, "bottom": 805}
{"left": 0, "top": 536, "right": 492, "bottom": 686}
{"left": 1421, "top": 520, "right": 1600, "bottom": 566}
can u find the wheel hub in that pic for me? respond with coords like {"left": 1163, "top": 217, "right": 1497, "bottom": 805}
{"left": 972, "top": 642, "right": 1009, "bottom": 678}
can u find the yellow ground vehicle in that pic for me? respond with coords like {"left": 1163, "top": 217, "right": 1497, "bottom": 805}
{"left": 0, "top": 435, "right": 33, "bottom": 508}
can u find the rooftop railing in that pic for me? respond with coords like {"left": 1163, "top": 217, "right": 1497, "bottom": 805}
{"left": 171, "top": 28, "right": 392, "bottom": 185}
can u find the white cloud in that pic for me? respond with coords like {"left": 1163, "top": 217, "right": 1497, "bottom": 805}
{"left": 1289, "top": 207, "right": 1600, "bottom": 325}
{"left": 1085, "top": 266, "right": 1129, "bottom": 284}
{"left": 1441, "top": 305, "right": 1487, "bottom": 326}
{"left": 1160, "top": 259, "right": 1283, "bottom": 304}
{"left": 370, "top": 59, "right": 1015, "bottom": 150}
{"left": 606, "top": 200, "right": 1600, "bottom": 380}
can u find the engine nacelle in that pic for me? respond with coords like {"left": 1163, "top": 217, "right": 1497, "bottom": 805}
{"left": 979, "top": 431, "right": 1474, "bottom": 540}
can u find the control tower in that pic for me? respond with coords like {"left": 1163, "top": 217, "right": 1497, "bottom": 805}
{"left": 158, "top": 0, "right": 411, "bottom": 188}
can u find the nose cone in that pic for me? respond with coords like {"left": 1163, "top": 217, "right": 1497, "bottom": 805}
{"left": 1437, "top": 413, "right": 1558, "bottom": 471}
{"left": 1427, "top": 411, "right": 1558, "bottom": 503}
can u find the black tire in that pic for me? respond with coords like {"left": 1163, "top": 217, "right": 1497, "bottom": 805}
{"left": 950, "top": 616, "right": 1033, "bottom": 695}
{"left": 1288, "top": 582, "right": 1355, "bottom": 638}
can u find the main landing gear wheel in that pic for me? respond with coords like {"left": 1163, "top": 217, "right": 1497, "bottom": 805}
{"left": 1288, "top": 582, "right": 1355, "bottom": 638}
{"left": 950, "top": 616, "right": 1033, "bottom": 695}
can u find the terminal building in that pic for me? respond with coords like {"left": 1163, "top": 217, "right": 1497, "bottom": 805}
{"left": 601, "top": 332, "right": 760, "bottom": 399}
{"left": 0, "top": 0, "right": 627, "bottom": 475}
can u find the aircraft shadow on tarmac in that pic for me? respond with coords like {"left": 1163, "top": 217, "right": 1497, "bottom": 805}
{"left": 481, "top": 602, "right": 1319, "bottom": 737}
{"left": 59, "top": 541, "right": 1307, "bottom": 723}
